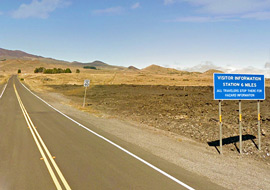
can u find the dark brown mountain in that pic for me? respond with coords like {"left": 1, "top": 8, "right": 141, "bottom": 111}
{"left": 72, "top": 60, "right": 125, "bottom": 70}
{"left": 0, "top": 48, "right": 124, "bottom": 71}
{"left": 0, "top": 48, "right": 42, "bottom": 59}
{"left": 127, "top": 66, "right": 139, "bottom": 70}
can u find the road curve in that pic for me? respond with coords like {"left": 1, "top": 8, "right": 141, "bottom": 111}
{"left": 0, "top": 76, "right": 226, "bottom": 190}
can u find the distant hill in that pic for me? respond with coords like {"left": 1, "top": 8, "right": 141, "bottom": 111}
{"left": 0, "top": 48, "right": 127, "bottom": 72}
{"left": 72, "top": 60, "right": 125, "bottom": 70}
{"left": 142, "top": 64, "right": 190, "bottom": 75}
{"left": 0, "top": 48, "right": 42, "bottom": 59}
{"left": 127, "top": 66, "right": 139, "bottom": 71}
{"left": 203, "top": 69, "right": 224, "bottom": 75}
{"left": 185, "top": 62, "right": 270, "bottom": 78}
{"left": 265, "top": 62, "right": 270, "bottom": 69}
{"left": 0, "top": 48, "right": 70, "bottom": 66}
{"left": 184, "top": 62, "right": 223, "bottom": 73}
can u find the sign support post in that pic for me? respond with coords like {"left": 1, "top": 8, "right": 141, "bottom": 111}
{"left": 83, "top": 86, "right": 87, "bottom": 107}
{"left": 219, "top": 100, "right": 223, "bottom": 154}
{"left": 83, "top": 79, "right": 90, "bottom": 107}
{"left": 258, "top": 100, "right": 261, "bottom": 150}
{"left": 239, "top": 100, "right": 242, "bottom": 154}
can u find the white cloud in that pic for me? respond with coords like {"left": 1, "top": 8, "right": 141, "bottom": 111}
{"left": 92, "top": 6, "right": 124, "bottom": 15}
{"left": 182, "top": 0, "right": 270, "bottom": 15}
{"left": 182, "top": 62, "right": 270, "bottom": 78}
{"left": 166, "top": 0, "right": 270, "bottom": 21}
{"left": 12, "top": 0, "right": 70, "bottom": 19}
{"left": 0, "top": 11, "right": 3, "bottom": 15}
{"left": 93, "top": 3, "right": 140, "bottom": 15}
{"left": 131, "top": 2, "right": 140, "bottom": 9}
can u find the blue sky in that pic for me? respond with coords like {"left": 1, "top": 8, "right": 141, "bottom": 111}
{"left": 1, "top": 0, "right": 270, "bottom": 69}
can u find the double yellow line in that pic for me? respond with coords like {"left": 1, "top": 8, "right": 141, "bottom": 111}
{"left": 14, "top": 84, "right": 71, "bottom": 190}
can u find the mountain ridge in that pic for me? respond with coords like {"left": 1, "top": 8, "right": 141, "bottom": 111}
{"left": 0, "top": 48, "right": 125, "bottom": 70}
{"left": 71, "top": 60, "right": 125, "bottom": 70}
{"left": 0, "top": 48, "right": 42, "bottom": 59}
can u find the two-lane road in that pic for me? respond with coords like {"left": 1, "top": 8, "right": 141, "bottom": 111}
{"left": 0, "top": 76, "right": 225, "bottom": 190}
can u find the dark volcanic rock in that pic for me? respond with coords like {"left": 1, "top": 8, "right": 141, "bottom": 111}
{"left": 128, "top": 66, "right": 139, "bottom": 70}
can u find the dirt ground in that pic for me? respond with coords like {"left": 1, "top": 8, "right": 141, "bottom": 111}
{"left": 0, "top": 74, "right": 10, "bottom": 84}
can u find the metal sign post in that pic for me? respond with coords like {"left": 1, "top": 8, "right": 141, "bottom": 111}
{"left": 219, "top": 100, "right": 223, "bottom": 154}
{"left": 83, "top": 80, "right": 90, "bottom": 107}
{"left": 239, "top": 100, "right": 242, "bottom": 154}
{"left": 258, "top": 100, "right": 261, "bottom": 150}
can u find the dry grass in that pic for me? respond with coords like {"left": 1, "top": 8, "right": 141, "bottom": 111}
{"left": 21, "top": 69, "right": 217, "bottom": 89}
{"left": 2, "top": 58, "right": 269, "bottom": 87}
{"left": 0, "top": 59, "right": 77, "bottom": 75}
{"left": 21, "top": 68, "right": 270, "bottom": 93}
{"left": 0, "top": 74, "right": 10, "bottom": 84}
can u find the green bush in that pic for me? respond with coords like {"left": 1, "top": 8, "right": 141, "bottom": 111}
{"left": 65, "top": 68, "right": 72, "bottom": 73}
{"left": 42, "top": 68, "right": 72, "bottom": 74}
{"left": 57, "top": 68, "right": 65, "bottom": 73}
{"left": 83, "top": 66, "right": 97, "bottom": 70}
{"left": 76, "top": 69, "right": 80, "bottom": 73}
{"left": 43, "top": 69, "right": 53, "bottom": 74}
{"left": 34, "top": 67, "right": 46, "bottom": 73}
{"left": 18, "top": 69, "right": 21, "bottom": 74}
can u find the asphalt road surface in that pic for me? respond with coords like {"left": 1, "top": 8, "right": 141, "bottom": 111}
{"left": 0, "top": 76, "right": 226, "bottom": 190}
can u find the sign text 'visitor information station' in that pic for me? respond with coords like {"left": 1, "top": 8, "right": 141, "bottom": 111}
{"left": 214, "top": 73, "right": 265, "bottom": 100}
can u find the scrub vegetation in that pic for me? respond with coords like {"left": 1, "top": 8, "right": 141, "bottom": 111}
{"left": 34, "top": 67, "right": 72, "bottom": 74}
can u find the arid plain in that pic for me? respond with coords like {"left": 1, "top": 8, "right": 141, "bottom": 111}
{"left": 1, "top": 57, "right": 270, "bottom": 161}
{"left": 1, "top": 55, "right": 270, "bottom": 189}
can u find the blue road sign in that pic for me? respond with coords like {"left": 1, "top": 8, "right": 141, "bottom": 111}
{"left": 214, "top": 73, "right": 265, "bottom": 100}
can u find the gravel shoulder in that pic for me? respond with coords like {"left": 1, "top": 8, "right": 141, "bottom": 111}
{"left": 31, "top": 89, "right": 270, "bottom": 190}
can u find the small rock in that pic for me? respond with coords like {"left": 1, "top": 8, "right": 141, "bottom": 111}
{"left": 262, "top": 129, "right": 266, "bottom": 136}
{"left": 209, "top": 118, "right": 218, "bottom": 122}
{"left": 267, "top": 153, "right": 270, "bottom": 157}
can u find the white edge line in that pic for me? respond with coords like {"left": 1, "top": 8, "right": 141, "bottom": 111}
{"left": 0, "top": 84, "right": 7, "bottom": 99}
{"left": 20, "top": 82, "right": 195, "bottom": 190}
{"left": 0, "top": 77, "right": 10, "bottom": 99}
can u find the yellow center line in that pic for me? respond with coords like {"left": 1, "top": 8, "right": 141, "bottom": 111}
{"left": 22, "top": 96, "right": 72, "bottom": 190}
{"left": 14, "top": 84, "right": 71, "bottom": 190}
